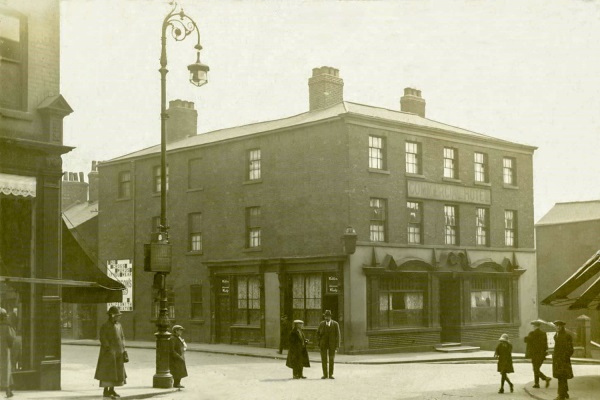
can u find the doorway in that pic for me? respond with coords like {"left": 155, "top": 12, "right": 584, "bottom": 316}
{"left": 439, "top": 278, "right": 462, "bottom": 343}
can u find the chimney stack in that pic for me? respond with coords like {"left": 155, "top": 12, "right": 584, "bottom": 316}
{"left": 166, "top": 100, "right": 197, "bottom": 144}
{"left": 88, "top": 161, "right": 99, "bottom": 203}
{"left": 308, "top": 66, "right": 344, "bottom": 111}
{"left": 61, "top": 170, "right": 89, "bottom": 210}
{"left": 400, "top": 87, "right": 426, "bottom": 117}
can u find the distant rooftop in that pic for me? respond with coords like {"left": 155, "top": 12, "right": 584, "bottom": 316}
{"left": 62, "top": 200, "right": 98, "bottom": 229}
{"left": 536, "top": 200, "right": 600, "bottom": 226}
{"left": 103, "top": 101, "right": 536, "bottom": 165}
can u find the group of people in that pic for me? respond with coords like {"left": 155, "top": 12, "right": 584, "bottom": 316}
{"left": 93, "top": 306, "right": 189, "bottom": 399}
{"left": 495, "top": 319, "right": 574, "bottom": 400}
{"left": 284, "top": 310, "right": 341, "bottom": 379}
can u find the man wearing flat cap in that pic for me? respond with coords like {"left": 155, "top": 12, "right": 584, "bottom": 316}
{"left": 169, "top": 325, "right": 188, "bottom": 388}
{"left": 552, "top": 320, "right": 573, "bottom": 400}
{"left": 524, "top": 319, "right": 551, "bottom": 389}
{"left": 286, "top": 320, "right": 310, "bottom": 379}
{"left": 95, "top": 306, "right": 127, "bottom": 399}
{"left": 317, "top": 310, "right": 340, "bottom": 379}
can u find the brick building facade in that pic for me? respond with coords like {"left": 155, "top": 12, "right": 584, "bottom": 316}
{"left": 98, "top": 66, "right": 537, "bottom": 353}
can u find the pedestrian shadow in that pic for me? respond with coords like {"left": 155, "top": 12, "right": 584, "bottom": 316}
{"left": 260, "top": 378, "right": 310, "bottom": 382}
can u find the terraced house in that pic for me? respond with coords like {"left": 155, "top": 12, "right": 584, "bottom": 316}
{"left": 98, "top": 66, "right": 537, "bottom": 353}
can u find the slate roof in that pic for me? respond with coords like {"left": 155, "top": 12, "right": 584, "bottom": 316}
{"left": 536, "top": 200, "right": 600, "bottom": 226}
{"left": 104, "top": 101, "right": 535, "bottom": 165}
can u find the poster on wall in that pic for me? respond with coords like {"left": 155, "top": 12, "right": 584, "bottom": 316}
{"left": 106, "top": 259, "right": 133, "bottom": 312}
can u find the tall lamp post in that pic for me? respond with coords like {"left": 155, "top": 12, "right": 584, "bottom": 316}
{"left": 144, "top": 1, "right": 209, "bottom": 389}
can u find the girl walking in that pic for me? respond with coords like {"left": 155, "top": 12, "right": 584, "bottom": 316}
{"left": 495, "top": 333, "right": 514, "bottom": 394}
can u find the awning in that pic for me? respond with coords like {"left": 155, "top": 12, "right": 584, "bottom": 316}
{"left": 0, "top": 173, "right": 36, "bottom": 197}
{"left": 61, "top": 219, "right": 125, "bottom": 303}
{"left": 541, "top": 250, "right": 600, "bottom": 310}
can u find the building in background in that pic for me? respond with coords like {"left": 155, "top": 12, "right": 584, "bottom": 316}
{"left": 98, "top": 66, "right": 537, "bottom": 353}
{"left": 536, "top": 201, "right": 600, "bottom": 342}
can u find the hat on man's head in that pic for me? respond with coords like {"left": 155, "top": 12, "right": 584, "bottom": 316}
{"left": 107, "top": 306, "right": 122, "bottom": 316}
{"left": 531, "top": 320, "right": 543, "bottom": 326}
{"left": 172, "top": 325, "right": 184, "bottom": 331}
{"left": 553, "top": 320, "right": 566, "bottom": 326}
{"left": 498, "top": 333, "right": 509, "bottom": 342}
{"left": 293, "top": 320, "right": 304, "bottom": 324}
{"left": 0, "top": 308, "right": 6, "bottom": 318}
{"left": 324, "top": 310, "right": 332, "bottom": 317}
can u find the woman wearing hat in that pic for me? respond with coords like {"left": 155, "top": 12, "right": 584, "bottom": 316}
{"left": 169, "top": 325, "right": 188, "bottom": 388}
{"left": 285, "top": 320, "right": 310, "bottom": 379}
{"left": 94, "top": 306, "right": 127, "bottom": 398}
{"left": 0, "top": 308, "right": 16, "bottom": 398}
{"left": 494, "top": 333, "right": 514, "bottom": 394}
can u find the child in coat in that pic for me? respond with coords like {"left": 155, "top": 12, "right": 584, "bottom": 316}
{"left": 495, "top": 333, "right": 514, "bottom": 394}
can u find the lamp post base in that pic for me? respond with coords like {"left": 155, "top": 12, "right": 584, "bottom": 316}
{"left": 153, "top": 374, "right": 174, "bottom": 389}
{"left": 153, "top": 329, "right": 173, "bottom": 388}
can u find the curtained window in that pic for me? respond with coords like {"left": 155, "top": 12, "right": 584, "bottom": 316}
{"left": 235, "top": 276, "right": 260, "bottom": 325}
{"left": 292, "top": 273, "right": 322, "bottom": 326}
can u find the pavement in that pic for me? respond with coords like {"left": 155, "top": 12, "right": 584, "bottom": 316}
{"left": 11, "top": 339, "right": 600, "bottom": 399}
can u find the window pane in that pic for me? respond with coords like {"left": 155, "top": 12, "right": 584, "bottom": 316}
{"left": 248, "top": 149, "right": 261, "bottom": 180}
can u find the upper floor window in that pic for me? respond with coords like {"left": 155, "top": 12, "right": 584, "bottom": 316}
{"left": 369, "top": 198, "right": 387, "bottom": 242}
{"left": 246, "top": 206, "right": 261, "bottom": 248}
{"left": 0, "top": 9, "right": 27, "bottom": 110}
{"left": 474, "top": 152, "right": 488, "bottom": 183}
{"left": 118, "top": 171, "right": 131, "bottom": 198}
{"left": 190, "top": 284, "right": 203, "bottom": 319}
{"left": 248, "top": 149, "right": 261, "bottom": 180}
{"left": 405, "top": 142, "right": 421, "bottom": 174}
{"left": 476, "top": 207, "right": 489, "bottom": 246}
{"left": 188, "top": 158, "right": 202, "bottom": 189}
{"left": 503, "top": 157, "right": 516, "bottom": 185}
{"left": 236, "top": 275, "right": 261, "bottom": 325}
{"left": 504, "top": 210, "right": 517, "bottom": 247}
{"left": 368, "top": 135, "right": 385, "bottom": 170}
{"left": 407, "top": 201, "right": 422, "bottom": 244}
{"left": 444, "top": 205, "right": 458, "bottom": 245}
{"left": 443, "top": 147, "right": 457, "bottom": 179}
{"left": 153, "top": 165, "right": 169, "bottom": 193}
{"left": 188, "top": 212, "right": 203, "bottom": 252}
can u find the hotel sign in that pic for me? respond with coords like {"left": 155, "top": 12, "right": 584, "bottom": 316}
{"left": 407, "top": 180, "right": 491, "bottom": 205}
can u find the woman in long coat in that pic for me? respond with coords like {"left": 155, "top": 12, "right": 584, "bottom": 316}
{"left": 169, "top": 325, "right": 188, "bottom": 388}
{"left": 95, "top": 306, "right": 127, "bottom": 399}
{"left": 286, "top": 320, "right": 310, "bottom": 379}
{"left": 552, "top": 320, "right": 574, "bottom": 400}
{"left": 0, "top": 308, "right": 15, "bottom": 398}
{"left": 494, "top": 333, "right": 514, "bottom": 394}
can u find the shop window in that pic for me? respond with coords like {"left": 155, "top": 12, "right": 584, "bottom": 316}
{"left": 369, "top": 198, "right": 387, "bottom": 242}
{"left": 118, "top": 171, "right": 131, "bottom": 199}
{"left": 152, "top": 285, "right": 175, "bottom": 320}
{"left": 443, "top": 147, "right": 458, "bottom": 179}
{"left": 405, "top": 141, "right": 421, "bottom": 174}
{"left": 368, "top": 135, "right": 385, "bottom": 170}
{"left": 247, "top": 149, "right": 261, "bottom": 180}
{"left": 292, "top": 273, "right": 322, "bottom": 327}
{"left": 190, "top": 284, "right": 203, "bottom": 319}
{"left": 0, "top": 9, "right": 27, "bottom": 110}
{"left": 407, "top": 201, "right": 422, "bottom": 244}
{"left": 152, "top": 165, "right": 169, "bottom": 193}
{"left": 245, "top": 206, "right": 261, "bottom": 248}
{"left": 188, "top": 212, "right": 202, "bottom": 252}
{"left": 235, "top": 276, "right": 260, "bottom": 325}
{"left": 378, "top": 276, "right": 426, "bottom": 328}
{"left": 470, "top": 277, "right": 508, "bottom": 323}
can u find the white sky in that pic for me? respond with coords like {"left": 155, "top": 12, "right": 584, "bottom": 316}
{"left": 59, "top": 0, "right": 600, "bottom": 222}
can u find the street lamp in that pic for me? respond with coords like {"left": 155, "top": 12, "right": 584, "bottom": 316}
{"left": 145, "top": 1, "right": 209, "bottom": 389}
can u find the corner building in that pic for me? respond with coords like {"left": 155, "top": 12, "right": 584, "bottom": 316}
{"left": 98, "top": 67, "right": 537, "bottom": 353}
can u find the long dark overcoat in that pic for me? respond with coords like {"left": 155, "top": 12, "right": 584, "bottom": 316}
{"left": 286, "top": 328, "right": 310, "bottom": 370}
{"left": 524, "top": 328, "right": 548, "bottom": 362}
{"left": 169, "top": 336, "right": 188, "bottom": 380}
{"left": 94, "top": 320, "right": 127, "bottom": 384}
{"left": 495, "top": 341, "right": 514, "bottom": 373}
{"left": 552, "top": 331, "right": 574, "bottom": 379}
{"left": 0, "top": 321, "right": 15, "bottom": 389}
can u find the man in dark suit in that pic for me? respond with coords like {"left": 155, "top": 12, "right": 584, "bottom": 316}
{"left": 552, "top": 320, "right": 574, "bottom": 400}
{"left": 524, "top": 320, "right": 551, "bottom": 389}
{"left": 317, "top": 310, "right": 340, "bottom": 379}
